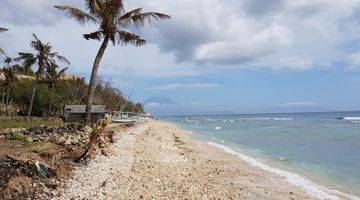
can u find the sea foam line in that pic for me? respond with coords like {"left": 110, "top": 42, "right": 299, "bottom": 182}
{"left": 207, "top": 142, "right": 360, "bottom": 200}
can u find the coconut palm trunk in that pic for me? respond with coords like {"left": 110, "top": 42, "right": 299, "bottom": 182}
{"left": 85, "top": 36, "right": 109, "bottom": 123}
{"left": 1, "top": 90, "right": 4, "bottom": 105}
{"left": 48, "top": 85, "right": 55, "bottom": 113}
{"left": 5, "top": 87, "right": 10, "bottom": 115}
{"left": 27, "top": 87, "right": 36, "bottom": 117}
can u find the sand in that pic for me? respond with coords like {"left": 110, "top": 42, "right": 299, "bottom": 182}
{"left": 56, "top": 120, "right": 316, "bottom": 200}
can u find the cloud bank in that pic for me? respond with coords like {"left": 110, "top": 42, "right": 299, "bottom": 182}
{"left": 1, "top": 0, "right": 360, "bottom": 78}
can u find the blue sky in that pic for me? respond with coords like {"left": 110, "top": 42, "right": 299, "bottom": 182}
{"left": 1, "top": 0, "right": 360, "bottom": 115}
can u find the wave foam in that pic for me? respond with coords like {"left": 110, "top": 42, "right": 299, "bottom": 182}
{"left": 273, "top": 117, "right": 294, "bottom": 121}
{"left": 238, "top": 117, "right": 294, "bottom": 121}
{"left": 343, "top": 117, "right": 360, "bottom": 121}
{"left": 207, "top": 142, "right": 359, "bottom": 200}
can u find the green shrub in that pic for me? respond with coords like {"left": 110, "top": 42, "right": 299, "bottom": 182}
{"left": 10, "top": 133, "right": 28, "bottom": 144}
{"left": 31, "top": 145, "right": 43, "bottom": 153}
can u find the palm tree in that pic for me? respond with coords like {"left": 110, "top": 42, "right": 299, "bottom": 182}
{"left": 16, "top": 34, "right": 70, "bottom": 116}
{"left": 2, "top": 57, "right": 18, "bottom": 115}
{"left": 45, "top": 62, "right": 68, "bottom": 114}
{"left": 17, "top": 34, "right": 70, "bottom": 80}
{"left": 0, "top": 27, "right": 9, "bottom": 55}
{"left": 55, "top": 0, "right": 170, "bottom": 123}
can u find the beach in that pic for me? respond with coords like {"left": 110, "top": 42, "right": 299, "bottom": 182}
{"left": 57, "top": 120, "right": 321, "bottom": 200}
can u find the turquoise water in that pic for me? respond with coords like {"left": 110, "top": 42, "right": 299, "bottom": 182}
{"left": 162, "top": 112, "right": 360, "bottom": 198}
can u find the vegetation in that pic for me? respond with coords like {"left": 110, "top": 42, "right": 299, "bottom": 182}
{"left": 0, "top": 75, "right": 144, "bottom": 117}
{"left": 9, "top": 132, "right": 28, "bottom": 144}
{"left": 16, "top": 33, "right": 71, "bottom": 116}
{"left": 55, "top": 0, "right": 170, "bottom": 123}
{"left": 31, "top": 145, "right": 43, "bottom": 153}
{"left": 0, "top": 120, "right": 66, "bottom": 131}
{"left": 0, "top": 1, "right": 165, "bottom": 123}
{"left": 2, "top": 57, "right": 18, "bottom": 114}
{"left": 1, "top": 34, "right": 144, "bottom": 118}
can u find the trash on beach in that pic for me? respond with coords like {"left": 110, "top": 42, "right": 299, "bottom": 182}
{"left": 35, "top": 160, "right": 48, "bottom": 178}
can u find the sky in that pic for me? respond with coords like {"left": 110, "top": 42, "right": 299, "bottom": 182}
{"left": 1, "top": 0, "right": 360, "bottom": 116}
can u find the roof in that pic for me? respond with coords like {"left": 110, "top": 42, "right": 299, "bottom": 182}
{"left": 65, "top": 105, "right": 105, "bottom": 113}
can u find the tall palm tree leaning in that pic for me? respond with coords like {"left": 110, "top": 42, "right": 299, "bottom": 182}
{"left": 0, "top": 27, "right": 9, "bottom": 55}
{"left": 55, "top": 0, "right": 170, "bottom": 124}
{"left": 16, "top": 34, "right": 70, "bottom": 117}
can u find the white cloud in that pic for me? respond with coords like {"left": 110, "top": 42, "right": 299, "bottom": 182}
{"left": 139, "top": 0, "right": 360, "bottom": 70}
{"left": 194, "top": 22, "right": 293, "bottom": 64}
{"left": 1, "top": 0, "right": 360, "bottom": 77}
{"left": 347, "top": 51, "right": 360, "bottom": 70}
{"left": 146, "top": 83, "right": 220, "bottom": 90}
{"left": 275, "top": 102, "right": 318, "bottom": 107}
{"left": 279, "top": 57, "right": 314, "bottom": 70}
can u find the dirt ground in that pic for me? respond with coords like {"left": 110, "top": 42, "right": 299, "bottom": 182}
{"left": 0, "top": 123, "right": 130, "bottom": 200}
{"left": 0, "top": 139, "right": 84, "bottom": 199}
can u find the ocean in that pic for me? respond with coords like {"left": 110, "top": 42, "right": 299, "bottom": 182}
{"left": 162, "top": 111, "right": 360, "bottom": 199}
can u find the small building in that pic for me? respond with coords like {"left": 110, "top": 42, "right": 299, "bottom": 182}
{"left": 64, "top": 105, "right": 105, "bottom": 123}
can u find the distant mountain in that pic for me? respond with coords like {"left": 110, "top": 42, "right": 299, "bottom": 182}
{"left": 143, "top": 97, "right": 180, "bottom": 106}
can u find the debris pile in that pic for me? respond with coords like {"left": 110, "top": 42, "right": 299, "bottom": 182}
{"left": 0, "top": 120, "right": 125, "bottom": 200}
{"left": 1, "top": 123, "right": 93, "bottom": 146}
{"left": 0, "top": 154, "right": 60, "bottom": 199}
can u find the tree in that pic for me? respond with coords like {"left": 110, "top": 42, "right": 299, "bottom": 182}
{"left": 16, "top": 34, "right": 70, "bottom": 116}
{"left": 0, "top": 27, "right": 9, "bottom": 55}
{"left": 55, "top": 0, "right": 170, "bottom": 123}
{"left": 2, "top": 57, "right": 18, "bottom": 115}
{"left": 45, "top": 62, "right": 68, "bottom": 113}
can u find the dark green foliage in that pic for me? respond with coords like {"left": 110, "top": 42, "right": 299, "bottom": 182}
{"left": 10, "top": 133, "right": 28, "bottom": 144}
{"left": 0, "top": 77, "right": 143, "bottom": 117}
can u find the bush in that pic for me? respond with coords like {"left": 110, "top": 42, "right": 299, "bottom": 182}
{"left": 31, "top": 145, "right": 43, "bottom": 153}
{"left": 10, "top": 133, "right": 28, "bottom": 144}
{"left": 1, "top": 78, "right": 144, "bottom": 117}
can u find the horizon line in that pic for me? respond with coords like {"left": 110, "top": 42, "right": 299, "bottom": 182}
{"left": 155, "top": 110, "right": 360, "bottom": 118}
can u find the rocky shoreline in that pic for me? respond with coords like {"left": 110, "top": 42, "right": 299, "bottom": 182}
{"left": 55, "top": 121, "right": 315, "bottom": 200}
{"left": 0, "top": 122, "right": 122, "bottom": 199}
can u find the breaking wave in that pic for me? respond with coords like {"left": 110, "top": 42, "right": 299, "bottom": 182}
{"left": 207, "top": 142, "right": 359, "bottom": 200}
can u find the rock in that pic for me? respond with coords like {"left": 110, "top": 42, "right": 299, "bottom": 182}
{"left": 83, "top": 126, "right": 93, "bottom": 134}
{"left": 58, "top": 137, "right": 66, "bottom": 144}
{"left": 64, "top": 140, "right": 72, "bottom": 146}
{"left": 71, "top": 138, "right": 79, "bottom": 145}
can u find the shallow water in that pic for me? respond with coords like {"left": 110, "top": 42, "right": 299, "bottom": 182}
{"left": 162, "top": 111, "right": 360, "bottom": 197}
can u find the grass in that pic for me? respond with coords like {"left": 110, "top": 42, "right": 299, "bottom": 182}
{"left": 31, "top": 145, "right": 43, "bottom": 153}
{"left": 10, "top": 133, "right": 28, "bottom": 145}
{"left": 0, "top": 120, "right": 66, "bottom": 131}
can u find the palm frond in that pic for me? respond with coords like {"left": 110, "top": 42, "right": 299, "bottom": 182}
{"left": 0, "top": 48, "right": 5, "bottom": 55}
{"left": 54, "top": 5, "right": 100, "bottom": 25}
{"left": 85, "top": 0, "right": 104, "bottom": 16}
{"left": 104, "top": 0, "right": 124, "bottom": 17}
{"left": 32, "top": 33, "right": 40, "bottom": 42}
{"left": 4, "top": 56, "right": 12, "bottom": 65}
{"left": 118, "top": 10, "right": 170, "bottom": 27}
{"left": 57, "top": 67, "right": 68, "bottom": 78}
{"left": 0, "top": 27, "right": 9, "bottom": 32}
{"left": 55, "top": 55, "right": 71, "bottom": 65}
{"left": 16, "top": 52, "right": 34, "bottom": 59}
{"left": 117, "top": 31, "right": 146, "bottom": 46}
{"left": 117, "top": 8, "right": 142, "bottom": 26}
{"left": 83, "top": 31, "right": 103, "bottom": 41}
